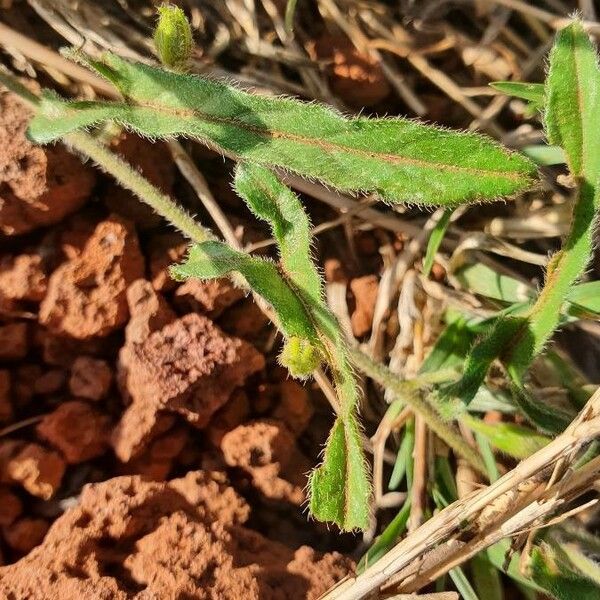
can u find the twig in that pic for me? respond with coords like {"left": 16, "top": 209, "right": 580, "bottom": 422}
{"left": 321, "top": 386, "right": 600, "bottom": 600}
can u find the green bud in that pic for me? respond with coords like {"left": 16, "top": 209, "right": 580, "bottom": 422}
{"left": 280, "top": 336, "right": 321, "bottom": 378}
{"left": 154, "top": 4, "right": 193, "bottom": 71}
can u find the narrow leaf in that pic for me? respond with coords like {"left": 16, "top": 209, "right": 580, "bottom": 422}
{"left": 170, "top": 241, "right": 318, "bottom": 341}
{"left": 491, "top": 81, "right": 545, "bottom": 105}
{"left": 28, "top": 52, "right": 537, "bottom": 206}
{"left": 308, "top": 415, "right": 371, "bottom": 531}
{"left": 234, "top": 162, "right": 322, "bottom": 303}
{"left": 463, "top": 415, "right": 550, "bottom": 459}
{"left": 423, "top": 207, "right": 452, "bottom": 276}
{"left": 545, "top": 21, "right": 600, "bottom": 177}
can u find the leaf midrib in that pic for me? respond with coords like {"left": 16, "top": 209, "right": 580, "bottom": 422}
{"left": 67, "top": 99, "right": 530, "bottom": 182}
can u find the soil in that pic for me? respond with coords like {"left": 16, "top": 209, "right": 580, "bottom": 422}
{"left": 0, "top": 88, "right": 355, "bottom": 597}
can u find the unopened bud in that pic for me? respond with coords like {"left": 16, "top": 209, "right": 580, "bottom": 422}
{"left": 280, "top": 337, "right": 321, "bottom": 378}
{"left": 154, "top": 4, "right": 193, "bottom": 70}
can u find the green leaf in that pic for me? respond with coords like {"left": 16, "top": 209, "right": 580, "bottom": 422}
{"left": 487, "top": 540, "right": 545, "bottom": 594}
{"left": 471, "top": 554, "right": 504, "bottom": 600}
{"left": 449, "top": 566, "right": 480, "bottom": 600}
{"left": 475, "top": 432, "right": 500, "bottom": 482}
{"left": 463, "top": 414, "right": 550, "bottom": 459}
{"left": 566, "top": 281, "right": 600, "bottom": 318}
{"left": 388, "top": 418, "right": 415, "bottom": 490}
{"left": 522, "top": 145, "right": 566, "bottom": 166}
{"left": 510, "top": 383, "right": 572, "bottom": 434}
{"left": 491, "top": 81, "right": 545, "bottom": 106}
{"left": 454, "top": 262, "right": 534, "bottom": 303}
{"left": 28, "top": 52, "right": 537, "bottom": 207}
{"left": 530, "top": 541, "right": 600, "bottom": 600}
{"left": 546, "top": 22, "right": 600, "bottom": 178}
{"left": 234, "top": 162, "right": 322, "bottom": 303}
{"left": 423, "top": 207, "right": 452, "bottom": 276}
{"left": 451, "top": 20, "right": 600, "bottom": 408}
{"left": 170, "top": 241, "right": 318, "bottom": 341}
{"left": 308, "top": 415, "right": 371, "bottom": 531}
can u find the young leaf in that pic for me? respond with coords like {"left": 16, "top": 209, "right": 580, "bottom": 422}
{"left": 170, "top": 241, "right": 319, "bottom": 342}
{"left": 423, "top": 207, "right": 452, "bottom": 277}
{"left": 530, "top": 542, "right": 600, "bottom": 600}
{"left": 308, "top": 415, "right": 371, "bottom": 531}
{"left": 234, "top": 162, "right": 322, "bottom": 303}
{"left": 448, "top": 20, "right": 600, "bottom": 406}
{"left": 28, "top": 52, "right": 537, "bottom": 207}
{"left": 491, "top": 81, "right": 545, "bottom": 109}
{"left": 545, "top": 21, "right": 600, "bottom": 178}
{"left": 462, "top": 415, "right": 550, "bottom": 459}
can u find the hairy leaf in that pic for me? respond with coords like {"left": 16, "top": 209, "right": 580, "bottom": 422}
{"left": 170, "top": 241, "right": 318, "bottom": 341}
{"left": 530, "top": 542, "right": 600, "bottom": 600}
{"left": 28, "top": 52, "right": 537, "bottom": 207}
{"left": 448, "top": 20, "right": 600, "bottom": 407}
{"left": 308, "top": 415, "right": 371, "bottom": 531}
{"left": 545, "top": 21, "right": 600, "bottom": 177}
{"left": 491, "top": 81, "right": 545, "bottom": 110}
{"left": 234, "top": 162, "right": 322, "bottom": 303}
{"left": 173, "top": 167, "right": 371, "bottom": 530}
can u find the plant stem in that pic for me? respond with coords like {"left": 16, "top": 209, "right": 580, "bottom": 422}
{"left": 64, "top": 131, "right": 214, "bottom": 245}
{"left": 349, "top": 347, "right": 487, "bottom": 476}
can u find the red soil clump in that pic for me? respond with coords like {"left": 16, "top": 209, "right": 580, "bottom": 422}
{"left": 0, "top": 89, "right": 95, "bottom": 236}
{"left": 0, "top": 253, "right": 47, "bottom": 302}
{"left": 0, "top": 471, "right": 353, "bottom": 599}
{"left": 69, "top": 356, "right": 113, "bottom": 400}
{"left": 113, "top": 313, "right": 264, "bottom": 461}
{"left": 40, "top": 215, "right": 145, "bottom": 339}
{"left": 0, "top": 441, "right": 65, "bottom": 499}
{"left": 36, "top": 400, "right": 111, "bottom": 464}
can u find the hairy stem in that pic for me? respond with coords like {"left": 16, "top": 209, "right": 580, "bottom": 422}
{"left": 349, "top": 348, "right": 486, "bottom": 476}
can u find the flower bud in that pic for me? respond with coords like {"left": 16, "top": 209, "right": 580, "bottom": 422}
{"left": 280, "top": 337, "right": 321, "bottom": 378}
{"left": 154, "top": 4, "right": 193, "bottom": 71}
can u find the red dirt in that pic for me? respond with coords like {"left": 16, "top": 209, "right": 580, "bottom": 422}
{"left": 174, "top": 277, "right": 245, "bottom": 317}
{"left": 221, "top": 419, "right": 308, "bottom": 505}
{"left": 0, "top": 322, "right": 29, "bottom": 360}
{"left": 40, "top": 215, "right": 145, "bottom": 339}
{"left": 0, "top": 441, "right": 65, "bottom": 500}
{"left": 350, "top": 275, "right": 379, "bottom": 337}
{"left": 0, "top": 86, "right": 353, "bottom": 596}
{"left": 0, "top": 369, "right": 12, "bottom": 422}
{"left": 0, "top": 252, "right": 47, "bottom": 302}
{"left": 0, "top": 485, "right": 23, "bottom": 526}
{"left": 3, "top": 517, "right": 49, "bottom": 555}
{"left": 0, "top": 89, "right": 95, "bottom": 236}
{"left": 69, "top": 356, "right": 113, "bottom": 400}
{"left": 308, "top": 34, "right": 391, "bottom": 107}
{"left": 0, "top": 472, "right": 353, "bottom": 599}
{"left": 113, "top": 313, "right": 264, "bottom": 461}
{"left": 36, "top": 400, "right": 111, "bottom": 464}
